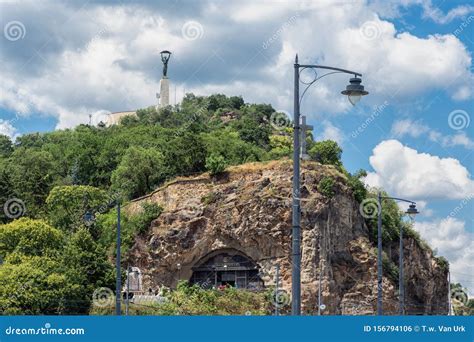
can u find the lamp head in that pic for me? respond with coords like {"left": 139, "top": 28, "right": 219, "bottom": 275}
{"left": 341, "top": 77, "right": 369, "bottom": 105}
{"left": 405, "top": 203, "right": 419, "bottom": 219}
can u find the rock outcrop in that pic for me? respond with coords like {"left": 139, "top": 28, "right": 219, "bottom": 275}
{"left": 126, "top": 159, "right": 448, "bottom": 315}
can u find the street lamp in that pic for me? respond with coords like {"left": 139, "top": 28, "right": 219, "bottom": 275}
{"left": 341, "top": 77, "right": 369, "bottom": 105}
{"left": 292, "top": 55, "right": 368, "bottom": 315}
{"left": 376, "top": 192, "right": 419, "bottom": 315}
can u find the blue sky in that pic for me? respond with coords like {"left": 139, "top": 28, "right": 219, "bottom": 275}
{"left": 0, "top": 0, "right": 473, "bottom": 291}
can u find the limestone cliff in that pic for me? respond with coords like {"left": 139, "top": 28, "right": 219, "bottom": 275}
{"left": 126, "top": 159, "right": 448, "bottom": 315}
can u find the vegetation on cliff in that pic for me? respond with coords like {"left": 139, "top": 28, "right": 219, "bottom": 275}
{"left": 0, "top": 93, "right": 457, "bottom": 315}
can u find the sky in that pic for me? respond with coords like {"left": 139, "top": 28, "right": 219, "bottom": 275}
{"left": 0, "top": 0, "right": 473, "bottom": 294}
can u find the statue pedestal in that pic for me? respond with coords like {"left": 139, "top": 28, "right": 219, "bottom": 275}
{"left": 159, "top": 78, "right": 170, "bottom": 108}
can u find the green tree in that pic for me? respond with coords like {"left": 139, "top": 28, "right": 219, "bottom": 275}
{"left": 0, "top": 134, "right": 13, "bottom": 158}
{"left": 0, "top": 218, "right": 63, "bottom": 258}
{"left": 111, "top": 146, "right": 167, "bottom": 199}
{"left": 61, "top": 228, "right": 115, "bottom": 313}
{"left": 0, "top": 255, "right": 84, "bottom": 315}
{"left": 346, "top": 169, "right": 368, "bottom": 203}
{"left": 7, "top": 149, "right": 58, "bottom": 217}
{"left": 45, "top": 185, "right": 109, "bottom": 233}
{"left": 308, "top": 140, "right": 342, "bottom": 168}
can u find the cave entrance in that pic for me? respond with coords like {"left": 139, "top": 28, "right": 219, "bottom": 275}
{"left": 190, "top": 249, "right": 264, "bottom": 290}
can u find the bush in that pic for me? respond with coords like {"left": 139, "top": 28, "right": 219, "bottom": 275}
{"left": 90, "top": 281, "right": 268, "bottom": 315}
{"left": 308, "top": 140, "right": 342, "bottom": 168}
{"left": 317, "top": 177, "right": 335, "bottom": 198}
{"left": 205, "top": 154, "right": 227, "bottom": 176}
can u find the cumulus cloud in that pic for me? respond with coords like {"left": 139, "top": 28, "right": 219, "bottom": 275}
{"left": 415, "top": 217, "right": 474, "bottom": 295}
{"left": 315, "top": 121, "right": 345, "bottom": 145}
{"left": 0, "top": 1, "right": 472, "bottom": 129}
{"left": 0, "top": 120, "right": 18, "bottom": 140}
{"left": 391, "top": 119, "right": 474, "bottom": 149}
{"left": 365, "top": 140, "right": 474, "bottom": 199}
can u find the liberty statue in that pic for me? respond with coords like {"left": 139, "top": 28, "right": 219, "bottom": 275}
{"left": 160, "top": 50, "right": 171, "bottom": 78}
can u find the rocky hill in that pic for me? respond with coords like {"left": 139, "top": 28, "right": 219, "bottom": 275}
{"left": 126, "top": 159, "right": 448, "bottom": 315}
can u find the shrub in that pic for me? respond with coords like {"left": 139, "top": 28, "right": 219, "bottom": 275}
{"left": 205, "top": 154, "right": 227, "bottom": 176}
{"left": 317, "top": 177, "right": 335, "bottom": 198}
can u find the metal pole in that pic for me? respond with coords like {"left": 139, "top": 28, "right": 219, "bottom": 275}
{"left": 275, "top": 264, "right": 280, "bottom": 316}
{"left": 292, "top": 54, "right": 301, "bottom": 315}
{"left": 318, "top": 260, "right": 322, "bottom": 315}
{"left": 116, "top": 202, "right": 121, "bottom": 316}
{"left": 448, "top": 271, "right": 451, "bottom": 315}
{"left": 126, "top": 265, "right": 130, "bottom": 315}
{"left": 399, "top": 225, "right": 404, "bottom": 315}
{"left": 377, "top": 191, "right": 383, "bottom": 315}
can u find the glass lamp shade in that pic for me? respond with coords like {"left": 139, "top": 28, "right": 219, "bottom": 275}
{"left": 341, "top": 77, "right": 368, "bottom": 106}
{"left": 348, "top": 94, "right": 362, "bottom": 106}
{"left": 405, "top": 204, "right": 419, "bottom": 219}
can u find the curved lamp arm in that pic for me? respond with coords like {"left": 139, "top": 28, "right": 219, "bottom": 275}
{"left": 296, "top": 63, "right": 363, "bottom": 105}
{"left": 299, "top": 64, "right": 362, "bottom": 77}
{"left": 381, "top": 196, "right": 416, "bottom": 205}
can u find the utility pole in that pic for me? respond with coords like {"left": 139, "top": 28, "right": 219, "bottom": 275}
{"left": 399, "top": 224, "right": 404, "bottom": 315}
{"left": 125, "top": 265, "right": 130, "bottom": 315}
{"left": 275, "top": 264, "right": 280, "bottom": 316}
{"left": 318, "top": 261, "right": 322, "bottom": 315}
{"left": 448, "top": 271, "right": 452, "bottom": 315}
{"left": 291, "top": 54, "right": 302, "bottom": 316}
{"left": 377, "top": 191, "right": 383, "bottom": 315}
{"left": 115, "top": 201, "right": 121, "bottom": 316}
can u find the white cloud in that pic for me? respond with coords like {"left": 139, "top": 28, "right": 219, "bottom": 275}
{"left": 415, "top": 217, "right": 474, "bottom": 295}
{"left": 365, "top": 140, "right": 474, "bottom": 199}
{"left": 391, "top": 119, "right": 429, "bottom": 138}
{"left": 0, "top": 1, "right": 472, "bottom": 128}
{"left": 369, "top": 0, "right": 474, "bottom": 24}
{"left": 315, "top": 121, "right": 345, "bottom": 145}
{"left": 0, "top": 120, "right": 18, "bottom": 140}
{"left": 419, "top": 1, "right": 474, "bottom": 24}
{"left": 391, "top": 119, "right": 474, "bottom": 149}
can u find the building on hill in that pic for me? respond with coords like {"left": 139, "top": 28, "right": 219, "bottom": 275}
{"left": 106, "top": 111, "right": 138, "bottom": 126}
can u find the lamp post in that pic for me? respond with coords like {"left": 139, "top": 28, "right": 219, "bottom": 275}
{"left": 376, "top": 194, "right": 419, "bottom": 315}
{"left": 292, "top": 55, "right": 368, "bottom": 315}
{"left": 115, "top": 201, "right": 121, "bottom": 316}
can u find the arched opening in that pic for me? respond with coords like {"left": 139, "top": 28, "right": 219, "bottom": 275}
{"left": 190, "top": 249, "right": 264, "bottom": 290}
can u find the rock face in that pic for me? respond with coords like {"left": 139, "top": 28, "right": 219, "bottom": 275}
{"left": 126, "top": 160, "right": 448, "bottom": 315}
